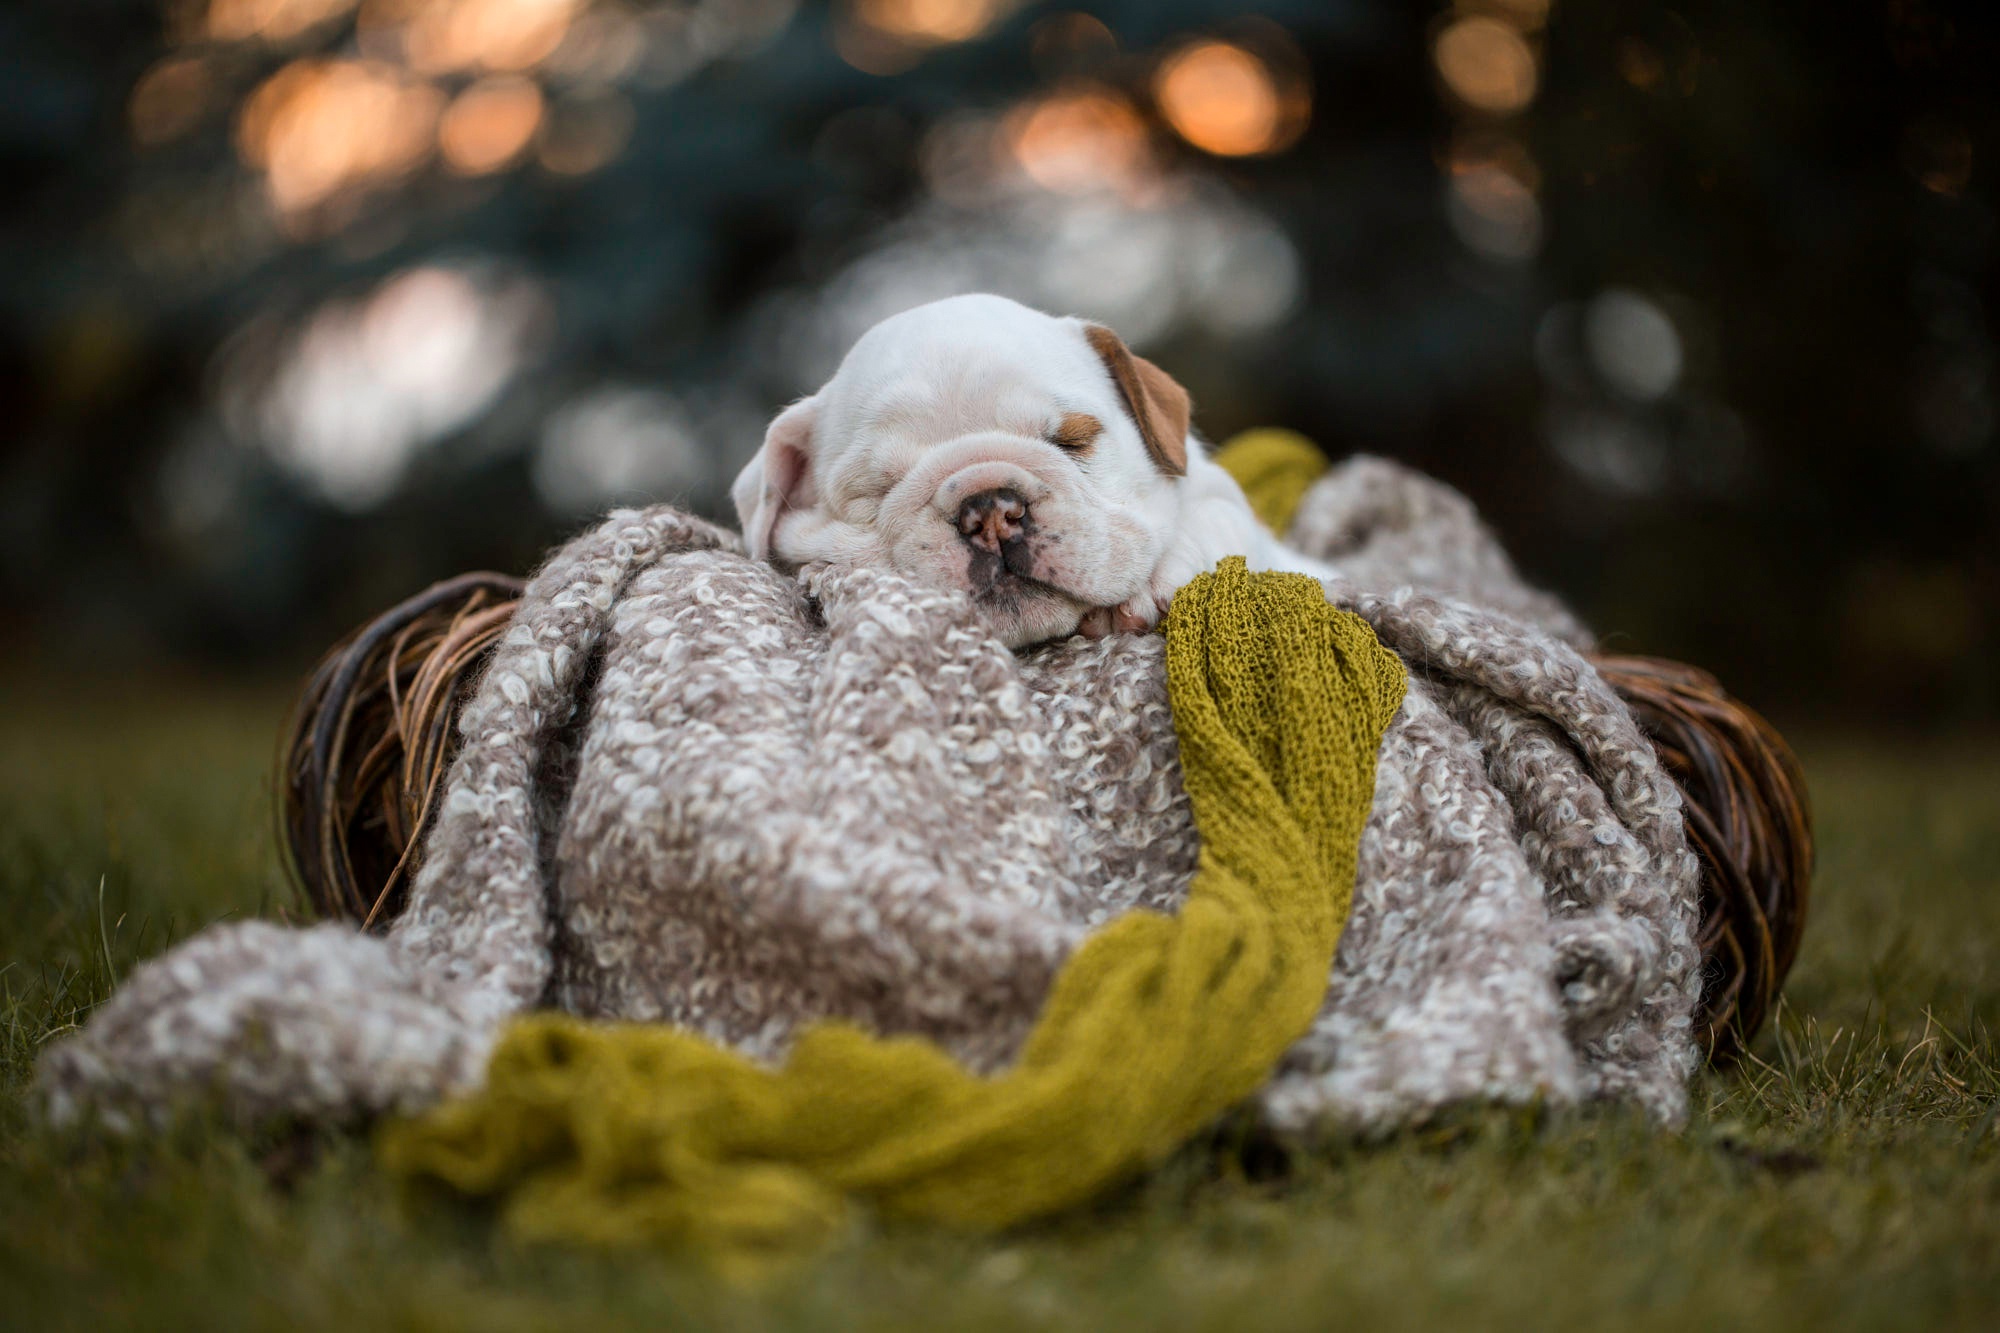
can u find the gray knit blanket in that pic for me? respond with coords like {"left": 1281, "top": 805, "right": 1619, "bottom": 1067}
{"left": 38, "top": 456, "right": 1703, "bottom": 1136}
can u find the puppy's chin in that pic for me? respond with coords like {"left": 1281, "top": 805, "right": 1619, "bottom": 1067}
{"left": 969, "top": 580, "right": 1093, "bottom": 649}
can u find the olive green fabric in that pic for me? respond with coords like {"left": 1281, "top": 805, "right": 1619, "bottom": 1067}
{"left": 1212, "top": 428, "right": 1332, "bottom": 538}
{"left": 377, "top": 556, "right": 1404, "bottom": 1261}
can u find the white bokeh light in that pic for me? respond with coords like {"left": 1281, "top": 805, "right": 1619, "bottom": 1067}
{"left": 220, "top": 262, "right": 551, "bottom": 509}
{"left": 764, "top": 150, "right": 1303, "bottom": 390}
{"left": 1546, "top": 404, "right": 1671, "bottom": 496}
{"left": 532, "top": 385, "right": 713, "bottom": 514}
{"left": 1584, "top": 288, "right": 1683, "bottom": 402}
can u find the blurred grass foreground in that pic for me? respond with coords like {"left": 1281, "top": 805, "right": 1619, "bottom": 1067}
{"left": 2, "top": 682, "right": 1997, "bottom": 1328}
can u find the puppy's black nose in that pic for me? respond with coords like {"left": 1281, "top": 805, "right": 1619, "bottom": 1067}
{"left": 955, "top": 488, "right": 1030, "bottom": 552}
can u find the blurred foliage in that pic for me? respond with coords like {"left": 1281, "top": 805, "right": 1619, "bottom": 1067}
{"left": 0, "top": 0, "right": 1994, "bottom": 726}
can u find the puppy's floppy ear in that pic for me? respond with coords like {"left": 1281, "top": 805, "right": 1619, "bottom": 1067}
{"left": 730, "top": 395, "right": 819, "bottom": 560}
{"left": 1084, "top": 323, "right": 1191, "bottom": 477}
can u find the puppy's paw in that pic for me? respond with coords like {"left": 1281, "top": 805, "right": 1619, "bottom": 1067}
{"left": 1076, "top": 596, "right": 1160, "bottom": 640}
{"left": 1077, "top": 549, "right": 1214, "bottom": 640}
{"left": 1142, "top": 549, "right": 1215, "bottom": 624}
{"left": 1122, "top": 587, "right": 1171, "bottom": 633}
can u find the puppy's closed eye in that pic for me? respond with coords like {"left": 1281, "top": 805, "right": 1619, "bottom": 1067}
{"left": 1046, "top": 411, "right": 1101, "bottom": 455}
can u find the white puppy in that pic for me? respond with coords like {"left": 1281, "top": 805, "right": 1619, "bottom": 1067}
{"left": 731, "top": 293, "right": 1333, "bottom": 648}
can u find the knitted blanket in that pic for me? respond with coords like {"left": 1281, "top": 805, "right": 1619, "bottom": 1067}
{"left": 375, "top": 561, "right": 1404, "bottom": 1256}
{"left": 37, "top": 449, "right": 1703, "bottom": 1142}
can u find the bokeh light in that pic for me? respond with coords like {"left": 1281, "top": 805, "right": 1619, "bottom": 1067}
{"left": 1434, "top": 16, "right": 1539, "bottom": 115}
{"left": 201, "top": 3, "right": 733, "bottom": 231}
{"left": 543, "top": 2, "right": 649, "bottom": 83}
{"left": 1154, "top": 41, "right": 1306, "bottom": 158}
{"left": 836, "top": 0, "right": 1015, "bottom": 74}
{"left": 439, "top": 76, "right": 547, "bottom": 175}
{"left": 768, "top": 160, "right": 1300, "bottom": 392}
{"left": 361, "top": 0, "right": 581, "bottom": 75}
{"left": 1003, "top": 88, "right": 1153, "bottom": 198}
{"left": 1584, "top": 289, "right": 1684, "bottom": 403}
{"left": 852, "top": 0, "right": 1009, "bottom": 45}
{"left": 1546, "top": 403, "right": 1671, "bottom": 496}
{"left": 533, "top": 386, "right": 710, "bottom": 513}
{"left": 1537, "top": 286, "right": 1741, "bottom": 503}
{"left": 205, "top": 0, "right": 359, "bottom": 44}
{"left": 1444, "top": 132, "right": 1543, "bottom": 262}
{"left": 1447, "top": 163, "right": 1542, "bottom": 262}
{"left": 237, "top": 59, "right": 443, "bottom": 218}
{"left": 1435, "top": 6, "right": 1546, "bottom": 265}
{"left": 220, "top": 264, "right": 551, "bottom": 509}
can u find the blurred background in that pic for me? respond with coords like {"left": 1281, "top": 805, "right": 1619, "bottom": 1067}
{"left": 1, "top": 0, "right": 1993, "bottom": 729}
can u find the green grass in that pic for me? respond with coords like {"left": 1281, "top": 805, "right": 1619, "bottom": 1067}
{"left": 2, "top": 680, "right": 1997, "bottom": 1330}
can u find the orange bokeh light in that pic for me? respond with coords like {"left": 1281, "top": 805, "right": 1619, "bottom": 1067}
{"left": 1004, "top": 88, "right": 1152, "bottom": 196}
{"left": 1434, "top": 16, "right": 1539, "bottom": 115}
{"left": 1153, "top": 41, "right": 1304, "bottom": 157}
{"left": 851, "top": 0, "right": 1007, "bottom": 46}
{"left": 362, "top": 0, "right": 579, "bottom": 75}
{"left": 439, "top": 77, "right": 547, "bottom": 175}
{"left": 238, "top": 59, "right": 442, "bottom": 215}
{"left": 206, "top": 0, "right": 358, "bottom": 44}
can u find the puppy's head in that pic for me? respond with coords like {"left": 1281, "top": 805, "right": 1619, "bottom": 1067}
{"left": 731, "top": 294, "right": 1193, "bottom": 647}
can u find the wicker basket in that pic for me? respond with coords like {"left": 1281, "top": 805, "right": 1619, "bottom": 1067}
{"left": 279, "top": 572, "right": 524, "bottom": 930}
{"left": 1589, "top": 655, "right": 1813, "bottom": 1061}
{"left": 278, "top": 576, "right": 1812, "bottom": 1062}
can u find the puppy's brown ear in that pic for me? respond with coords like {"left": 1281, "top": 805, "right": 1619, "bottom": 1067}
{"left": 731, "top": 395, "right": 819, "bottom": 561}
{"left": 1084, "top": 323, "right": 1191, "bottom": 476}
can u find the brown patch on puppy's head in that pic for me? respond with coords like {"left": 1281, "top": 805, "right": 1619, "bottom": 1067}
{"left": 1083, "top": 324, "right": 1191, "bottom": 476}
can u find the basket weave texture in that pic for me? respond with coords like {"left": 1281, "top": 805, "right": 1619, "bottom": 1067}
{"left": 278, "top": 576, "right": 1812, "bottom": 1062}
{"left": 280, "top": 572, "right": 523, "bottom": 930}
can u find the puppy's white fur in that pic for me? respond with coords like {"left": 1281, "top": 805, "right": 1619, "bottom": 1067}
{"left": 732, "top": 293, "right": 1333, "bottom": 648}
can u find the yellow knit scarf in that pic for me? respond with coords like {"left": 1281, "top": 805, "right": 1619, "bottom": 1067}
{"left": 378, "top": 542, "right": 1401, "bottom": 1262}
{"left": 1211, "top": 427, "right": 1332, "bottom": 536}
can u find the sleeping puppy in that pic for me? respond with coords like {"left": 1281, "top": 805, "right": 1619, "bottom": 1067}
{"left": 730, "top": 293, "right": 1334, "bottom": 648}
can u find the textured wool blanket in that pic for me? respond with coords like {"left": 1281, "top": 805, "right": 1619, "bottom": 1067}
{"left": 37, "top": 443, "right": 1703, "bottom": 1147}
{"left": 375, "top": 561, "right": 1404, "bottom": 1257}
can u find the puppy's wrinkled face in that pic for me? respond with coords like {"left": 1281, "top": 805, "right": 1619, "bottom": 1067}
{"left": 732, "top": 294, "right": 1194, "bottom": 647}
